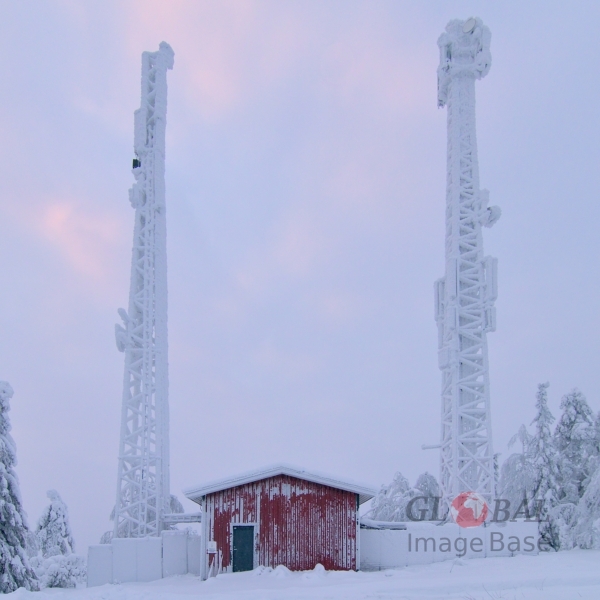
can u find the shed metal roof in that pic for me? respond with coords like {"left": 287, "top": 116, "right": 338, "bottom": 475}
{"left": 184, "top": 463, "right": 377, "bottom": 506}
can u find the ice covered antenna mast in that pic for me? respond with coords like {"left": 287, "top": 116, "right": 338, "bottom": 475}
{"left": 434, "top": 18, "right": 500, "bottom": 513}
{"left": 114, "top": 42, "right": 174, "bottom": 538}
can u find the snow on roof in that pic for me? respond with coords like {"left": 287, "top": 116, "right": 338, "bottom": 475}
{"left": 183, "top": 463, "right": 377, "bottom": 506}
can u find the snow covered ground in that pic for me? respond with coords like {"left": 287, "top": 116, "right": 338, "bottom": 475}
{"left": 8, "top": 550, "right": 600, "bottom": 600}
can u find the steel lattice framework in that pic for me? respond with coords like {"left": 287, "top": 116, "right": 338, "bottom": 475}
{"left": 434, "top": 18, "right": 500, "bottom": 513}
{"left": 113, "top": 42, "right": 174, "bottom": 538}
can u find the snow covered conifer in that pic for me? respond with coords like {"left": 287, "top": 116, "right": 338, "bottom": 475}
{"left": 36, "top": 490, "right": 75, "bottom": 557}
{"left": 370, "top": 472, "right": 411, "bottom": 521}
{"left": 554, "top": 389, "right": 595, "bottom": 501}
{"left": 529, "top": 382, "right": 560, "bottom": 549}
{"left": 370, "top": 472, "right": 441, "bottom": 522}
{"left": 509, "top": 423, "right": 533, "bottom": 456}
{"left": 493, "top": 452, "right": 500, "bottom": 493}
{"left": 555, "top": 389, "right": 594, "bottom": 448}
{"left": 498, "top": 424, "right": 536, "bottom": 512}
{"left": 594, "top": 411, "right": 600, "bottom": 452}
{"left": 413, "top": 472, "right": 441, "bottom": 520}
{"left": 170, "top": 493, "right": 184, "bottom": 514}
{"left": 99, "top": 530, "right": 112, "bottom": 544}
{"left": 549, "top": 502, "right": 577, "bottom": 551}
{"left": 589, "top": 411, "right": 600, "bottom": 481}
{"left": 530, "top": 384, "right": 560, "bottom": 500}
{"left": 587, "top": 411, "right": 600, "bottom": 472}
{"left": 574, "top": 463, "right": 600, "bottom": 549}
{"left": 0, "top": 381, "right": 38, "bottom": 592}
{"left": 32, "top": 491, "right": 85, "bottom": 588}
{"left": 414, "top": 472, "right": 440, "bottom": 499}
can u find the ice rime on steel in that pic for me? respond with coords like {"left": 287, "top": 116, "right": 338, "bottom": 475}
{"left": 434, "top": 19, "right": 500, "bottom": 513}
{"left": 113, "top": 42, "right": 174, "bottom": 538}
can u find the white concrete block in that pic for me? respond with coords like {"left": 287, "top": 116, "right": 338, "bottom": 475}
{"left": 87, "top": 544, "right": 113, "bottom": 587}
{"left": 406, "top": 526, "right": 437, "bottom": 565}
{"left": 162, "top": 531, "right": 188, "bottom": 577}
{"left": 460, "top": 526, "right": 486, "bottom": 560}
{"left": 485, "top": 521, "right": 539, "bottom": 557}
{"left": 112, "top": 538, "right": 138, "bottom": 583}
{"left": 137, "top": 536, "right": 163, "bottom": 582}
{"left": 187, "top": 535, "right": 201, "bottom": 576}
{"left": 359, "top": 529, "right": 383, "bottom": 570}
{"left": 360, "top": 521, "right": 540, "bottom": 570}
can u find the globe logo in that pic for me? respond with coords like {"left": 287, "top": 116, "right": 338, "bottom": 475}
{"left": 450, "top": 492, "right": 488, "bottom": 528}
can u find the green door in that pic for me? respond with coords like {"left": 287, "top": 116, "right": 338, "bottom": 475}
{"left": 232, "top": 526, "right": 254, "bottom": 572}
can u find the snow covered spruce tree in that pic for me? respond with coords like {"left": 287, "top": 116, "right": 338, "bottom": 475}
{"left": 414, "top": 472, "right": 440, "bottom": 499}
{"left": 498, "top": 385, "right": 600, "bottom": 550}
{"left": 574, "top": 462, "right": 600, "bottom": 549}
{"left": 0, "top": 380, "right": 38, "bottom": 592}
{"left": 31, "top": 490, "right": 85, "bottom": 588}
{"left": 369, "top": 472, "right": 411, "bottom": 521}
{"left": 369, "top": 472, "right": 440, "bottom": 522}
{"left": 594, "top": 411, "right": 600, "bottom": 454}
{"left": 546, "top": 388, "right": 597, "bottom": 549}
{"left": 554, "top": 389, "right": 596, "bottom": 503}
{"left": 498, "top": 424, "right": 536, "bottom": 513}
{"left": 36, "top": 490, "right": 75, "bottom": 556}
{"left": 529, "top": 382, "right": 561, "bottom": 550}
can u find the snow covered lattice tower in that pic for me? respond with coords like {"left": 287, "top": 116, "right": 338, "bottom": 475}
{"left": 434, "top": 18, "right": 500, "bottom": 513}
{"left": 113, "top": 42, "right": 174, "bottom": 538}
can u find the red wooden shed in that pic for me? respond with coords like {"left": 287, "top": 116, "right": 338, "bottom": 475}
{"left": 184, "top": 464, "right": 376, "bottom": 578}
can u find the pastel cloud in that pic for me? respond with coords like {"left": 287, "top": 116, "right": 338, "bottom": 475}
{"left": 2, "top": 196, "right": 128, "bottom": 296}
{"left": 90, "top": 0, "right": 435, "bottom": 128}
{"left": 39, "top": 201, "right": 122, "bottom": 279}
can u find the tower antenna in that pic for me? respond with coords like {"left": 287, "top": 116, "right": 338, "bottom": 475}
{"left": 434, "top": 18, "right": 500, "bottom": 513}
{"left": 113, "top": 42, "right": 174, "bottom": 538}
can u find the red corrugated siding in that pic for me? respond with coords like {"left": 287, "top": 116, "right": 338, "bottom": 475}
{"left": 205, "top": 475, "right": 357, "bottom": 573}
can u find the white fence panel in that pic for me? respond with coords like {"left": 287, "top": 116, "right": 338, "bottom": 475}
{"left": 87, "top": 531, "right": 202, "bottom": 587}
{"left": 162, "top": 531, "right": 188, "bottom": 577}
{"left": 87, "top": 544, "right": 113, "bottom": 587}
{"left": 112, "top": 538, "right": 138, "bottom": 583}
{"left": 360, "top": 522, "right": 539, "bottom": 570}
{"left": 187, "top": 535, "right": 201, "bottom": 575}
{"left": 137, "top": 536, "right": 163, "bottom": 581}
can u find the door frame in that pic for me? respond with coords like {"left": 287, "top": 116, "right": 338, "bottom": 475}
{"left": 231, "top": 522, "right": 257, "bottom": 573}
